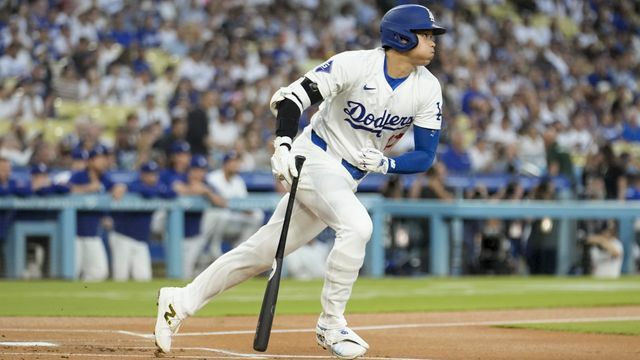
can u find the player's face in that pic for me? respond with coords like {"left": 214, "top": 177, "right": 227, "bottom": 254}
{"left": 407, "top": 31, "right": 436, "bottom": 66}
{"left": 189, "top": 167, "right": 206, "bottom": 182}
{"left": 141, "top": 171, "right": 158, "bottom": 185}
{"left": 90, "top": 155, "right": 108, "bottom": 172}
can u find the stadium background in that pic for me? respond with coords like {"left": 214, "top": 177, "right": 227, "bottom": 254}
{"left": 0, "top": 0, "right": 638, "bottom": 275}
{"left": 0, "top": 0, "right": 640, "bottom": 359}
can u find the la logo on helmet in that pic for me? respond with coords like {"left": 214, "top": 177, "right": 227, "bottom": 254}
{"left": 426, "top": 9, "right": 435, "bottom": 22}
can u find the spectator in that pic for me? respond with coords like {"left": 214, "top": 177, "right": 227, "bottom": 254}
{"left": 627, "top": 174, "right": 640, "bottom": 201}
{"left": 138, "top": 93, "right": 171, "bottom": 129}
{"left": 556, "top": 112, "right": 594, "bottom": 155}
{"left": 185, "top": 90, "right": 215, "bottom": 155}
{"left": 543, "top": 126, "right": 574, "bottom": 184}
{"left": 12, "top": 78, "right": 45, "bottom": 122}
{"left": 600, "top": 144, "right": 628, "bottom": 200}
{"left": 468, "top": 137, "right": 493, "bottom": 173}
{"left": 409, "top": 162, "right": 455, "bottom": 201}
{"left": 209, "top": 108, "right": 241, "bottom": 153}
{"left": 439, "top": 131, "right": 471, "bottom": 174}
{"left": 154, "top": 65, "right": 177, "bottom": 107}
{"left": 486, "top": 117, "right": 518, "bottom": 146}
{"left": 587, "top": 220, "right": 623, "bottom": 279}
{"left": 621, "top": 107, "right": 640, "bottom": 142}
{"left": 489, "top": 142, "right": 519, "bottom": 175}
{"left": 516, "top": 123, "right": 546, "bottom": 176}
{"left": 113, "top": 126, "right": 138, "bottom": 170}
{"left": 153, "top": 116, "right": 188, "bottom": 158}
{"left": 0, "top": 42, "right": 32, "bottom": 80}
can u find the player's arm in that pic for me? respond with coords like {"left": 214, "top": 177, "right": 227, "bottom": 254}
{"left": 358, "top": 126, "right": 439, "bottom": 174}
{"left": 388, "top": 126, "right": 440, "bottom": 174}
{"left": 272, "top": 77, "right": 324, "bottom": 143}
{"left": 270, "top": 77, "right": 323, "bottom": 183}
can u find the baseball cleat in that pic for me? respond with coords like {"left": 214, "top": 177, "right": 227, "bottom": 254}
{"left": 315, "top": 325, "right": 369, "bottom": 359}
{"left": 154, "top": 287, "right": 185, "bottom": 353}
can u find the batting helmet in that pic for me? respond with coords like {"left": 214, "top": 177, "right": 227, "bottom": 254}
{"left": 380, "top": 4, "right": 446, "bottom": 52}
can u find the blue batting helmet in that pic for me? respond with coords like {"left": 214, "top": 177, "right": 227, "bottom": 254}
{"left": 380, "top": 4, "right": 446, "bottom": 52}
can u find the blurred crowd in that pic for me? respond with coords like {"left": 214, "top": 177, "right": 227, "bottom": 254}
{"left": 0, "top": 0, "right": 639, "bottom": 193}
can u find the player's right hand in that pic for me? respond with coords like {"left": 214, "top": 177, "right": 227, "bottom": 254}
{"left": 270, "top": 136, "right": 298, "bottom": 184}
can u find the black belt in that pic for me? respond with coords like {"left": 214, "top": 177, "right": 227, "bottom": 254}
{"left": 311, "top": 130, "right": 366, "bottom": 180}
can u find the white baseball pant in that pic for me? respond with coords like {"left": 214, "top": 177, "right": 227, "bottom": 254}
{"left": 109, "top": 232, "right": 152, "bottom": 281}
{"left": 75, "top": 236, "right": 109, "bottom": 282}
{"left": 178, "top": 126, "right": 372, "bottom": 329}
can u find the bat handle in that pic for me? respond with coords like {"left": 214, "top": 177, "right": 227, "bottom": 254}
{"left": 294, "top": 155, "right": 306, "bottom": 174}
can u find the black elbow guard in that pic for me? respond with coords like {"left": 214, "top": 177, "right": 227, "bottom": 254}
{"left": 275, "top": 98, "right": 301, "bottom": 138}
{"left": 301, "top": 77, "right": 323, "bottom": 105}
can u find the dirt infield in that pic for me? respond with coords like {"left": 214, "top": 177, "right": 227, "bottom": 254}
{"left": 1, "top": 306, "right": 639, "bottom": 359}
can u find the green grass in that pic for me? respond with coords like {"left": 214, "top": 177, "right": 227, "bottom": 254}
{"left": 498, "top": 320, "right": 640, "bottom": 336}
{"left": 0, "top": 276, "right": 639, "bottom": 317}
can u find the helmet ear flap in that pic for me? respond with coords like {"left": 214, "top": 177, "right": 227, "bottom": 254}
{"left": 394, "top": 32, "right": 411, "bottom": 46}
{"left": 386, "top": 28, "right": 417, "bottom": 51}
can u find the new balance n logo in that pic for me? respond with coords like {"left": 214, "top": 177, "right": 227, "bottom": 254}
{"left": 164, "top": 304, "right": 176, "bottom": 325}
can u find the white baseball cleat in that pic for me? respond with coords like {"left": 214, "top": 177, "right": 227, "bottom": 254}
{"left": 154, "top": 287, "right": 186, "bottom": 353}
{"left": 316, "top": 325, "right": 369, "bottom": 359}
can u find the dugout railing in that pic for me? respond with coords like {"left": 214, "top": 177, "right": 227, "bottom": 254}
{"left": 0, "top": 194, "right": 638, "bottom": 279}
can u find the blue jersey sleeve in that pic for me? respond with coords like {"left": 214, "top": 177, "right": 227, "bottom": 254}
{"left": 68, "top": 171, "right": 88, "bottom": 185}
{"left": 387, "top": 126, "right": 440, "bottom": 174}
{"left": 101, "top": 174, "right": 115, "bottom": 191}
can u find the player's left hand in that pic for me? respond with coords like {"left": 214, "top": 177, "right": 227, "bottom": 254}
{"left": 357, "top": 147, "right": 389, "bottom": 174}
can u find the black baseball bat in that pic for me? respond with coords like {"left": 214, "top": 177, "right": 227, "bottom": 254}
{"left": 253, "top": 155, "right": 306, "bottom": 352}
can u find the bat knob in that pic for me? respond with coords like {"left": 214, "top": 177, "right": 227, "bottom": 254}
{"left": 294, "top": 155, "right": 306, "bottom": 172}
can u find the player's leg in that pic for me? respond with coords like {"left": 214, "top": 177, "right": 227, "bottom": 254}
{"left": 109, "top": 232, "right": 131, "bottom": 281}
{"left": 82, "top": 236, "right": 109, "bottom": 281}
{"left": 180, "top": 193, "right": 326, "bottom": 315}
{"left": 74, "top": 237, "right": 83, "bottom": 279}
{"left": 131, "top": 239, "right": 152, "bottom": 281}
{"left": 286, "top": 143, "right": 372, "bottom": 358}
{"left": 155, "top": 193, "right": 327, "bottom": 353}
{"left": 182, "top": 235, "right": 207, "bottom": 279}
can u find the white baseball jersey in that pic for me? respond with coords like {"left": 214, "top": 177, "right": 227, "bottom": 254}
{"left": 305, "top": 48, "right": 443, "bottom": 166}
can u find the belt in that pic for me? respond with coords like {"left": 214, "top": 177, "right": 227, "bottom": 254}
{"left": 311, "top": 130, "right": 367, "bottom": 180}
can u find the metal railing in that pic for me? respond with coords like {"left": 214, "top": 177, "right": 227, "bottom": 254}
{"left": 1, "top": 194, "right": 637, "bottom": 278}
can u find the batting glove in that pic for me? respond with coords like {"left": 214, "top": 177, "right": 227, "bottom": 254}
{"left": 357, "top": 147, "right": 389, "bottom": 174}
{"left": 271, "top": 136, "right": 298, "bottom": 183}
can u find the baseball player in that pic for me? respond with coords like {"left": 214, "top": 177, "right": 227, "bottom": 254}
{"left": 151, "top": 141, "right": 192, "bottom": 238}
{"left": 69, "top": 145, "right": 127, "bottom": 281}
{"left": 155, "top": 5, "right": 445, "bottom": 359}
{"left": 203, "top": 151, "right": 264, "bottom": 259}
{"left": 14, "top": 163, "right": 70, "bottom": 222}
{"left": 180, "top": 154, "right": 227, "bottom": 279}
{"left": 109, "top": 161, "right": 175, "bottom": 281}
